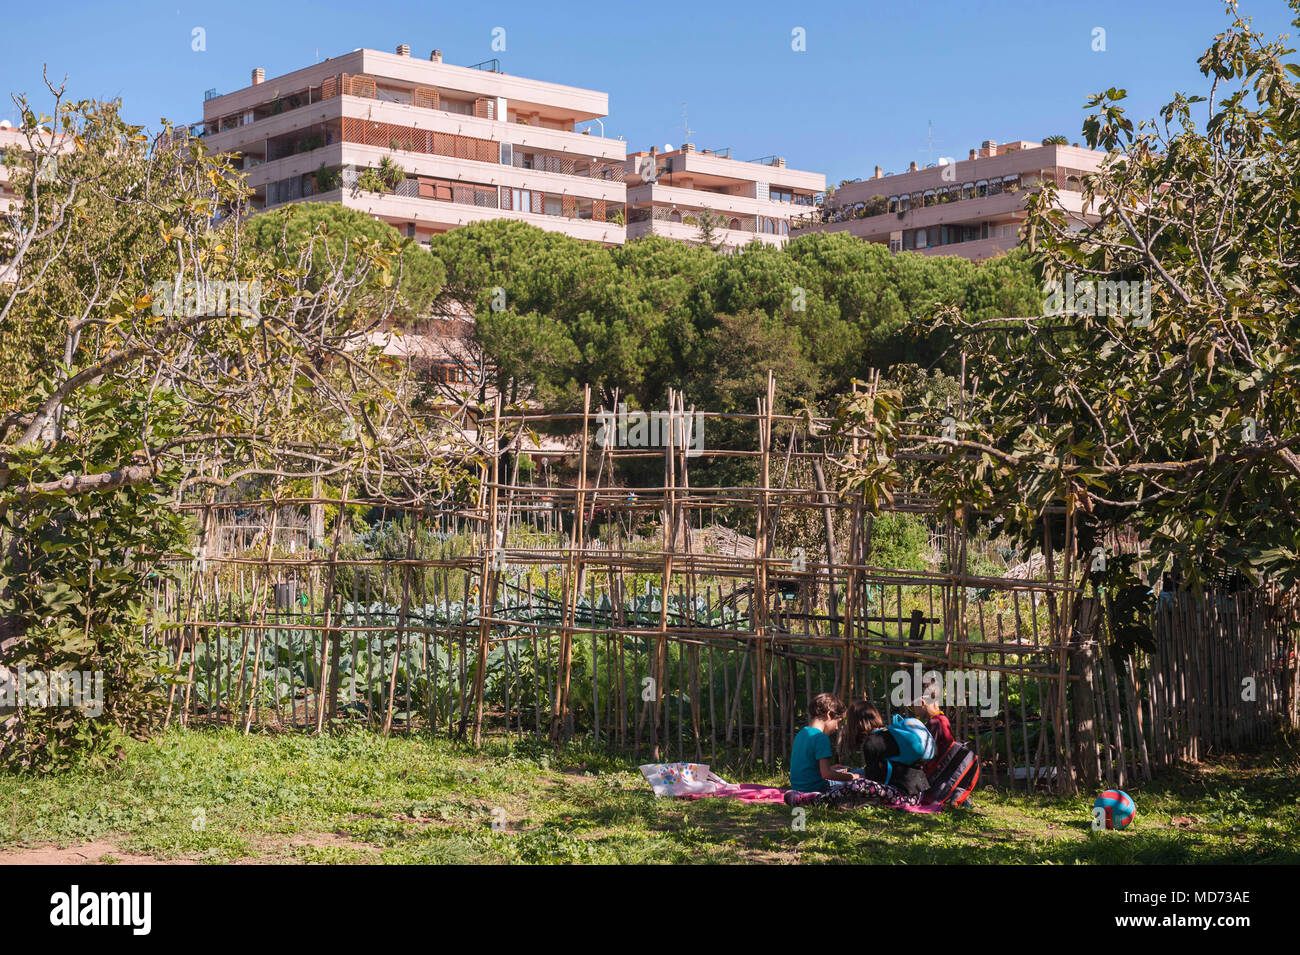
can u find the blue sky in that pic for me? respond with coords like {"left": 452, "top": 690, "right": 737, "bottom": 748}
{"left": 2, "top": 0, "right": 1296, "bottom": 186}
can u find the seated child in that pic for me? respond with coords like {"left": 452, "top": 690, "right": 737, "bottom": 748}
{"left": 787, "top": 701, "right": 933, "bottom": 809}
{"left": 847, "top": 701, "right": 930, "bottom": 796}
{"left": 912, "top": 697, "right": 955, "bottom": 778}
{"left": 787, "top": 692, "right": 857, "bottom": 794}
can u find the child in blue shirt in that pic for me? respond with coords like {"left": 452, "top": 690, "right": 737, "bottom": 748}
{"left": 788, "top": 692, "right": 859, "bottom": 794}
{"left": 786, "top": 700, "right": 930, "bottom": 809}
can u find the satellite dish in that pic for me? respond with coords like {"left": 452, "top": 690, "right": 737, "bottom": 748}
{"left": 663, "top": 143, "right": 674, "bottom": 152}
{"left": 0, "top": 120, "right": 10, "bottom": 128}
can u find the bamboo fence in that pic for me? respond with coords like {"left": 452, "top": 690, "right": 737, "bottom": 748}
{"left": 145, "top": 377, "right": 1300, "bottom": 793}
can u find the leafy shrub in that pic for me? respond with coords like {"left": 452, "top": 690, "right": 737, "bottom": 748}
{"left": 867, "top": 513, "right": 930, "bottom": 571}
{"left": 1, "top": 385, "right": 190, "bottom": 771}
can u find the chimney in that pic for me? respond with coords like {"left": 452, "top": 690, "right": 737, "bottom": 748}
{"left": 908, "top": 160, "right": 918, "bottom": 173}
{"left": 775, "top": 157, "right": 785, "bottom": 167}
{"left": 396, "top": 44, "right": 411, "bottom": 57}
{"left": 968, "top": 148, "right": 977, "bottom": 161}
{"left": 982, "top": 139, "right": 998, "bottom": 157}
{"left": 681, "top": 142, "right": 694, "bottom": 152}
{"left": 430, "top": 49, "right": 442, "bottom": 62}
{"left": 251, "top": 68, "right": 265, "bottom": 85}
{"left": 873, "top": 165, "right": 883, "bottom": 179}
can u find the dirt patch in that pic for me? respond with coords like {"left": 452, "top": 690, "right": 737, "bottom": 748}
{"left": 0, "top": 832, "right": 381, "bottom": 866}
{"left": 0, "top": 840, "right": 197, "bottom": 865}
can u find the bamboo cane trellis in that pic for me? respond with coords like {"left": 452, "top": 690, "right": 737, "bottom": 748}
{"left": 147, "top": 377, "right": 1300, "bottom": 794}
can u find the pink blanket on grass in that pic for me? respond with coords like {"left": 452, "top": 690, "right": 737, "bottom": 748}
{"left": 685, "top": 784, "right": 788, "bottom": 803}
{"left": 684, "top": 784, "right": 945, "bottom": 813}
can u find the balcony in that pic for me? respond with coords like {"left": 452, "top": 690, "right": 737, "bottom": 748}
{"left": 347, "top": 188, "right": 625, "bottom": 245}
{"left": 203, "top": 75, "right": 624, "bottom": 167}
{"left": 625, "top": 207, "right": 785, "bottom": 247}
{"left": 504, "top": 148, "right": 624, "bottom": 184}
{"left": 260, "top": 162, "right": 625, "bottom": 240}
{"left": 208, "top": 102, "right": 626, "bottom": 198}
{"left": 626, "top": 182, "right": 802, "bottom": 220}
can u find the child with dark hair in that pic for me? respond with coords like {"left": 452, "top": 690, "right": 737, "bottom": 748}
{"left": 786, "top": 700, "right": 930, "bottom": 809}
{"left": 786, "top": 692, "right": 856, "bottom": 795}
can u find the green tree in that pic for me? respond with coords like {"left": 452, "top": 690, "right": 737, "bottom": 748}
{"left": 243, "top": 202, "right": 444, "bottom": 321}
{"left": 693, "top": 208, "right": 727, "bottom": 251}
{"left": 842, "top": 1, "right": 1300, "bottom": 589}
{"left": 0, "top": 87, "right": 473, "bottom": 766}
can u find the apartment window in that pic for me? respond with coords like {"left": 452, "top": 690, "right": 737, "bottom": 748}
{"left": 431, "top": 363, "right": 466, "bottom": 385}
{"left": 500, "top": 143, "right": 513, "bottom": 166}
{"left": 511, "top": 188, "right": 536, "bottom": 211}
{"left": 545, "top": 195, "right": 562, "bottom": 217}
{"left": 770, "top": 187, "right": 793, "bottom": 203}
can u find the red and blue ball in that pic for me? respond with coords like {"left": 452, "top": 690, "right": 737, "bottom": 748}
{"left": 1093, "top": 789, "right": 1136, "bottom": 829}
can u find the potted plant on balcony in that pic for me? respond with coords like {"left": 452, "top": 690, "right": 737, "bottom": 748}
{"left": 355, "top": 169, "right": 387, "bottom": 194}
{"left": 378, "top": 155, "right": 406, "bottom": 192}
{"left": 315, "top": 163, "right": 342, "bottom": 193}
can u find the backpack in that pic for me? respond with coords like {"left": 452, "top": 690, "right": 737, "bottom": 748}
{"left": 873, "top": 715, "right": 936, "bottom": 785}
{"left": 921, "top": 740, "right": 980, "bottom": 807}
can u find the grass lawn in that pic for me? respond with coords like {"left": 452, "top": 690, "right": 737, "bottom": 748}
{"left": 1, "top": 728, "right": 1297, "bottom": 864}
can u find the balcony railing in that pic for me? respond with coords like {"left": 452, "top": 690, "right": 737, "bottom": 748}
{"left": 628, "top": 205, "right": 763, "bottom": 234}
{"left": 260, "top": 164, "right": 626, "bottom": 225}
{"left": 341, "top": 117, "right": 498, "bottom": 164}
{"left": 505, "top": 149, "right": 625, "bottom": 183}
{"left": 796, "top": 169, "right": 1097, "bottom": 231}
{"left": 389, "top": 176, "right": 499, "bottom": 209}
